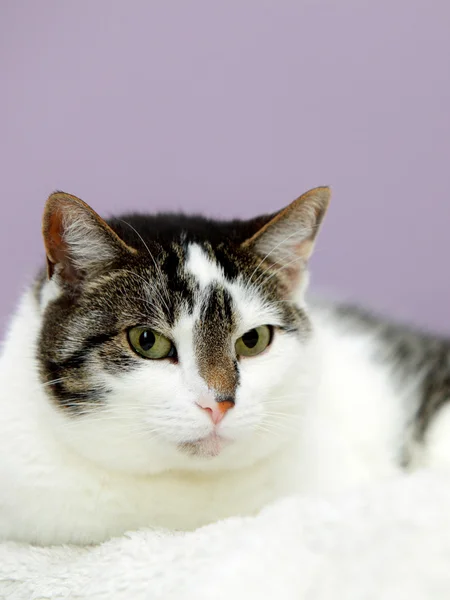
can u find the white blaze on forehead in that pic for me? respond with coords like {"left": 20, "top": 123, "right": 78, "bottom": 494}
{"left": 184, "top": 242, "right": 286, "bottom": 336}
{"left": 185, "top": 243, "right": 225, "bottom": 289}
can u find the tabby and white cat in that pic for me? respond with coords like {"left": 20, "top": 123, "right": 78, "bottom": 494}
{"left": 0, "top": 187, "right": 449, "bottom": 545}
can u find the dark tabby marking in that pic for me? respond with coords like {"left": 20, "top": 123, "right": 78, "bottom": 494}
{"left": 194, "top": 285, "right": 239, "bottom": 398}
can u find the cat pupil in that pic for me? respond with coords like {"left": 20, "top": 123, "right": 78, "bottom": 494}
{"left": 140, "top": 330, "right": 155, "bottom": 351}
{"left": 243, "top": 329, "right": 259, "bottom": 348}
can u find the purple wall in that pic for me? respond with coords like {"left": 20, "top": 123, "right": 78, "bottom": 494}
{"left": 1, "top": 1, "right": 450, "bottom": 333}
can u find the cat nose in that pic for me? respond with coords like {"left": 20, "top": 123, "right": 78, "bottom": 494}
{"left": 197, "top": 393, "right": 235, "bottom": 424}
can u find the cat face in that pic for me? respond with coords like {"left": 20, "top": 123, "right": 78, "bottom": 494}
{"left": 37, "top": 188, "right": 330, "bottom": 474}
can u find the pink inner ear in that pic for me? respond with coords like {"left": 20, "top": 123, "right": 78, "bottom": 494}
{"left": 42, "top": 191, "right": 139, "bottom": 284}
{"left": 44, "top": 205, "right": 78, "bottom": 282}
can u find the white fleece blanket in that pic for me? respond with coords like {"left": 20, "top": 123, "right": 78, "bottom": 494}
{"left": 1, "top": 470, "right": 450, "bottom": 600}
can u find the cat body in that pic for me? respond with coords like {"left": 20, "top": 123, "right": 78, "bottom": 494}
{"left": 0, "top": 188, "right": 449, "bottom": 545}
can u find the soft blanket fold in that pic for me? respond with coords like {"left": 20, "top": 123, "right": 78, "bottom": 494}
{"left": 1, "top": 471, "right": 450, "bottom": 600}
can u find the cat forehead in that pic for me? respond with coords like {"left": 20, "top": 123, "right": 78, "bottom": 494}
{"left": 185, "top": 243, "right": 227, "bottom": 288}
{"left": 182, "top": 243, "right": 280, "bottom": 328}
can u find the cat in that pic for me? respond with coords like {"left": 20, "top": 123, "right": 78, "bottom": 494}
{"left": 0, "top": 186, "right": 449, "bottom": 546}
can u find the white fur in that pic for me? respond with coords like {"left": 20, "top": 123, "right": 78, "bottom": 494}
{"left": 415, "top": 404, "right": 450, "bottom": 470}
{"left": 0, "top": 245, "right": 448, "bottom": 545}
{"left": 186, "top": 243, "right": 225, "bottom": 288}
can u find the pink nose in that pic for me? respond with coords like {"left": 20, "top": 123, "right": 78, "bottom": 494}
{"left": 197, "top": 393, "right": 234, "bottom": 424}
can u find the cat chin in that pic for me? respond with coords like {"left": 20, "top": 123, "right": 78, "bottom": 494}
{"left": 178, "top": 432, "right": 229, "bottom": 458}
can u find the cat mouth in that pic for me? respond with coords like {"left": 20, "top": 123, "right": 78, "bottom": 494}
{"left": 179, "top": 432, "right": 228, "bottom": 458}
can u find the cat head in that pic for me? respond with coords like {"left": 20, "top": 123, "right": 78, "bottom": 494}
{"left": 38, "top": 187, "right": 330, "bottom": 474}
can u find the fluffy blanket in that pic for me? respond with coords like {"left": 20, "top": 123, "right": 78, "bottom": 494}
{"left": 1, "top": 470, "right": 450, "bottom": 600}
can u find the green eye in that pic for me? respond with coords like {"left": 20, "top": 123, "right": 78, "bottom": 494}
{"left": 128, "top": 327, "right": 175, "bottom": 360}
{"left": 235, "top": 325, "right": 272, "bottom": 357}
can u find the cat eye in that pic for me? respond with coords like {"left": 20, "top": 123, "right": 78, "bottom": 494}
{"left": 235, "top": 325, "right": 272, "bottom": 357}
{"left": 128, "top": 327, "right": 176, "bottom": 360}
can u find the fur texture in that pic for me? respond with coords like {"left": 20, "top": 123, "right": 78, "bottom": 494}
{"left": 0, "top": 187, "right": 449, "bottom": 545}
{"left": 2, "top": 471, "right": 450, "bottom": 600}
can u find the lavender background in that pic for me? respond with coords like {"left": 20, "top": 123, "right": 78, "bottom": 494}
{"left": 1, "top": 1, "right": 449, "bottom": 334}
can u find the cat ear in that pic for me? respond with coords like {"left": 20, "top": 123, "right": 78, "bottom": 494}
{"left": 42, "top": 192, "right": 136, "bottom": 284}
{"left": 242, "top": 186, "right": 331, "bottom": 295}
